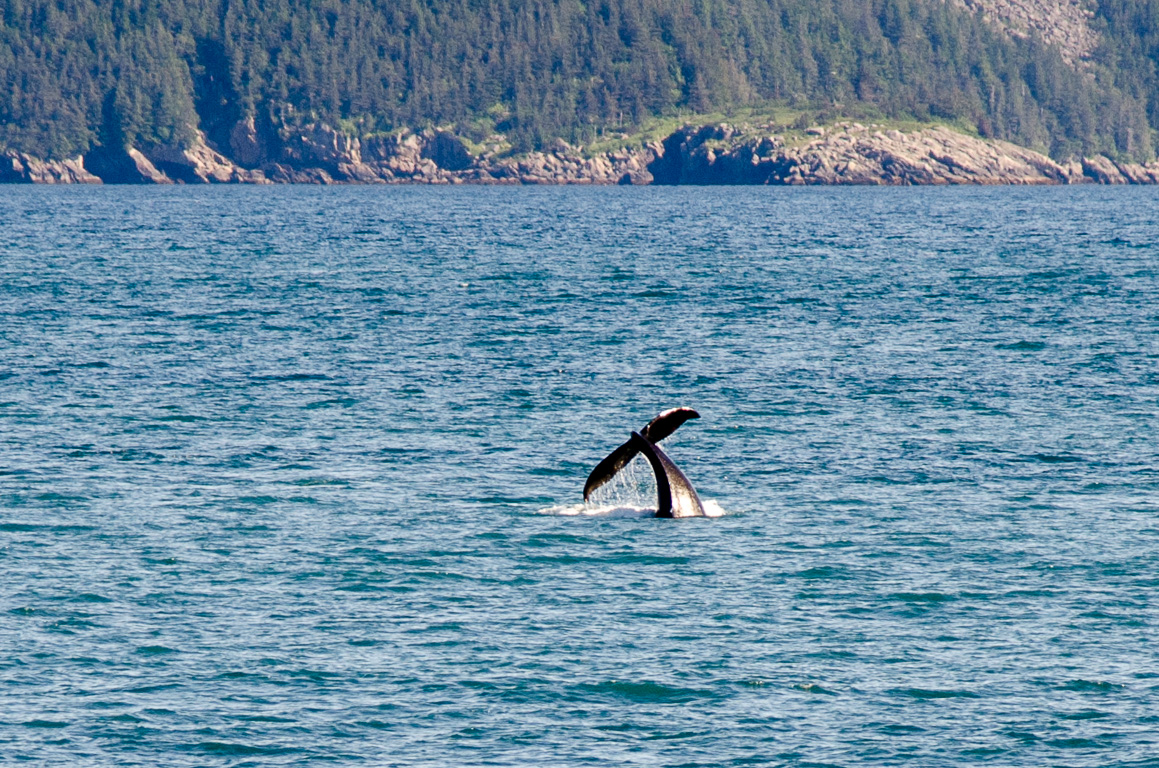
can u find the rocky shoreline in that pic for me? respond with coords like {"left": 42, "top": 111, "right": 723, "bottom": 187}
{"left": 5, "top": 119, "right": 1159, "bottom": 186}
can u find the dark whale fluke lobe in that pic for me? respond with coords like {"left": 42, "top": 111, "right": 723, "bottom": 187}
{"left": 583, "top": 407, "right": 700, "bottom": 501}
{"left": 584, "top": 408, "right": 706, "bottom": 518}
{"left": 640, "top": 406, "right": 701, "bottom": 444}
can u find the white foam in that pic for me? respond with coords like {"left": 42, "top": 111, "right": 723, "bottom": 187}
{"left": 702, "top": 499, "right": 727, "bottom": 518}
{"left": 536, "top": 503, "right": 655, "bottom": 518}
{"left": 536, "top": 499, "right": 730, "bottom": 518}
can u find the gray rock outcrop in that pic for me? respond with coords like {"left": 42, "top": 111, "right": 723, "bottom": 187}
{"left": 229, "top": 115, "right": 269, "bottom": 167}
{"left": 0, "top": 151, "right": 101, "bottom": 183}
{"left": 641, "top": 122, "right": 1159, "bottom": 185}
{"left": 84, "top": 144, "right": 173, "bottom": 184}
{"left": 144, "top": 132, "right": 269, "bottom": 183}
{"left": 485, "top": 143, "right": 655, "bottom": 185}
{"left": 1077, "top": 154, "right": 1159, "bottom": 183}
{"left": 651, "top": 124, "right": 1077, "bottom": 185}
{"left": 422, "top": 131, "right": 474, "bottom": 171}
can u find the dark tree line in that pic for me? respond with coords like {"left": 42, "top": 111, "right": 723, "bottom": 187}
{"left": 0, "top": 0, "right": 1156, "bottom": 160}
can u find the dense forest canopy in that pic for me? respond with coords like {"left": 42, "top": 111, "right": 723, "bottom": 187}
{"left": 1, "top": 0, "right": 1157, "bottom": 160}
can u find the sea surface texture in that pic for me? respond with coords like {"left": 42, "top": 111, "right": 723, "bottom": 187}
{"left": 2, "top": 186, "right": 1158, "bottom": 766}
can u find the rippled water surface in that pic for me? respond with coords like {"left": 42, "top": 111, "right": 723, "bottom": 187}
{"left": 2, "top": 186, "right": 1159, "bottom": 766}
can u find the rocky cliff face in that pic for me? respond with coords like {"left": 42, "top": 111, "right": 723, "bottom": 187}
{"left": 649, "top": 123, "right": 1092, "bottom": 185}
{"left": 147, "top": 138, "right": 269, "bottom": 184}
{"left": 6, "top": 117, "right": 1159, "bottom": 185}
{"left": 78, "top": 131, "right": 267, "bottom": 184}
{"left": 1, "top": 151, "right": 100, "bottom": 183}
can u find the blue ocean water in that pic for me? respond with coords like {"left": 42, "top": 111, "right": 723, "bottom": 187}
{"left": 1, "top": 185, "right": 1158, "bottom": 766}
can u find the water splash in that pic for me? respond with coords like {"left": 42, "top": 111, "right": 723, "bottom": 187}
{"left": 537, "top": 503, "right": 655, "bottom": 518}
{"left": 537, "top": 499, "right": 728, "bottom": 517}
{"left": 586, "top": 454, "right": 658, "bottom": 509}
{"left": 702, "top": 500, "right": 726, "bottom": 518}
{"left": 538, "top": 454, "right": 728, "bottom": 517}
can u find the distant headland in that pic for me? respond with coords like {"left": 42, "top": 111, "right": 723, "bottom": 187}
{"left": 5, "top": 0, "right": 1159, "bottom": 185}
{"left": 5, "top": 119, "right": 1156, "bottom": 186}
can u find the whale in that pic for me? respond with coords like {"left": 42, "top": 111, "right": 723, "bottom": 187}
{"left": 584, "top": 407, "right": 706, "bottom": 518}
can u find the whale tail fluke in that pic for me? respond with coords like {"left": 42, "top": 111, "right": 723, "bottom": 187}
{"left": 639, "top": 406, "right": 700, "bottom": 444}
{"left": 583, "top": 407, "right": 699, "bottom": 501}
{"left": 584, "top": 408, "right": 705, "bottom": 517}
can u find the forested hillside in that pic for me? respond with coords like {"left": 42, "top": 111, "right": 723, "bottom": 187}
{"left": 1, "top": 0, "right": 1158, "bottom": 162}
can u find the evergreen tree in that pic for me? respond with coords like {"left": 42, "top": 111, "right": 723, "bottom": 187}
{"left": 0, "top": 0, "right": 1156, "bottom": 161}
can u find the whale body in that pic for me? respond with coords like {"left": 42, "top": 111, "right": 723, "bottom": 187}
{"left": 584, "top": 407, "right": 706, "bottom": 518}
